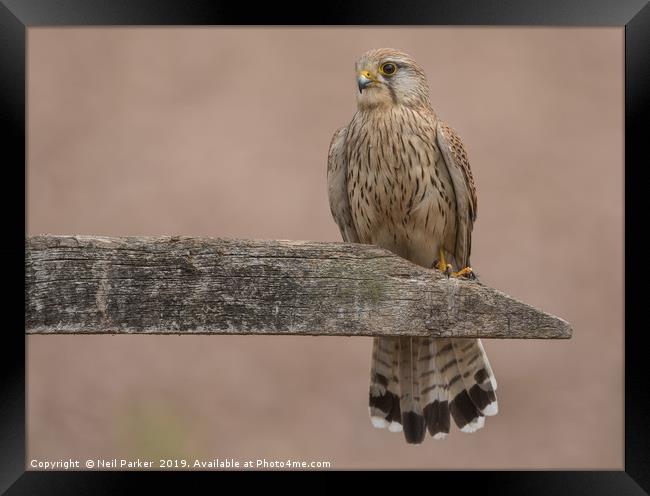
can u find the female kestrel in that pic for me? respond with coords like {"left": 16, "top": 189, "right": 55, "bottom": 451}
{"left": 327, "top": 48, "right": 498, "bottom": 444}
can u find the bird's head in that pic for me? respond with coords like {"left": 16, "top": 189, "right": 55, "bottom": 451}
{"left": 354, "top": 48, "right": 431, "bottom": 110}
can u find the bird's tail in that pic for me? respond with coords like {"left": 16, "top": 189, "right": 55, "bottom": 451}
{"left": 368, "top": 337, "right": 402, "bottom": 432}
{"left": 369, "top": 336, "right": 498, "bottom": 444}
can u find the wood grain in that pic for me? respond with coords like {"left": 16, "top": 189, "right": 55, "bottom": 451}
{"left": 25, "top": 235, "right": 572, "bottom": 338}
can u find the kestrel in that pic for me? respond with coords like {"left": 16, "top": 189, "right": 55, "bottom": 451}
{"left": 327, "top": 48, "right": 498, "bottom": 444}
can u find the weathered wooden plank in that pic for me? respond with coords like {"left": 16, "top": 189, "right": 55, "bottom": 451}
{"left": 25, "top": 235, "right": 572, "bottom": 338}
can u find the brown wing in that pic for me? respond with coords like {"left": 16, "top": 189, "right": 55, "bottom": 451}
{"left": 327, "top": 126, "right": 360, "bottom": 243}
{"left": 436, "top": 121, "right": 478, "bottom": 268}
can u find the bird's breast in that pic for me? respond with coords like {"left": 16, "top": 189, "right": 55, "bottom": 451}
{"left": 345, "top": 110, "right": 456, "bottom": 265}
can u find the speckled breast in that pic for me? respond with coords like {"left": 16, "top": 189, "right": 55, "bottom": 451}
{"left": 344, "top": 107, "right": 457, "bottom": 267}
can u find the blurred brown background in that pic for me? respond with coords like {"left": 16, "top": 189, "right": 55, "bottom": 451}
{"left": 27, "top": 27, "right": 623, "bottom": 469}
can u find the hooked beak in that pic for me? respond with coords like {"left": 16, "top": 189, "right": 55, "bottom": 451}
{"left": 357, "top": 70, "right": 376, "bottom": 93}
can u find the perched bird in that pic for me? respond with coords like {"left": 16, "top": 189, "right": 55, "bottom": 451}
{"left": 327, "top": 48, "right": 498, "bottom": 444}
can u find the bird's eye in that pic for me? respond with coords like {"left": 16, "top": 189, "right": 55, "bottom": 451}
{"left": 380, "top": 63, "right": 397, "bottom": 76}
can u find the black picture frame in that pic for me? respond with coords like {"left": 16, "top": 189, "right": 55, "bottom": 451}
{"left": 2, "top": 0, "right": 648, "bottom": 492}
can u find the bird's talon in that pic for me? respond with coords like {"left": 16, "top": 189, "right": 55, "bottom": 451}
{"left": 432, "top": 259, "right": 452, "bottom": 276}
{"left": 451, "top": 267, "right": 474, "bottom": 279}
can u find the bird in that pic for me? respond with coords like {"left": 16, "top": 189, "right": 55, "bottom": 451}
{"left": 327, "top": 48, "right": 498, "bottom": 444}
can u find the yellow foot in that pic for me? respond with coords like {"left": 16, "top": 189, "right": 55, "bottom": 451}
{"left": 432, "top": 249, "right": 452, "bottom": 277}
{"left": 433, "top": 260, "right": 452, "bottom": 276}
{"left": 451, "top": 267, "right": 475, "bottom": 279}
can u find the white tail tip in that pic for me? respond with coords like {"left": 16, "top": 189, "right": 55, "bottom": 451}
{"left": 370, "top": 416, "right": 389, "bottom": 429}
{"left": 483, "top": 402, "right": 498, "bottom": 416}
{"left": 388, "top": 421, "right": 403, "bottom": 433}
{"left": 460, "top": 415, "right": 485, "bottom": 433}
